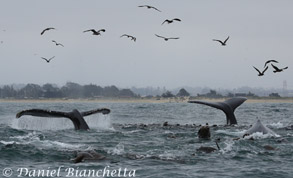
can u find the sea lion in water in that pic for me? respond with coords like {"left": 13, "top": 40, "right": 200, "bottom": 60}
{"left": 73, "top": 150, "right": 106, "bottom": 163}
{"left": 196, "top": 146, "right": 217, "bottom": 153}
{"left": 198, "top": 123, "right": 211, "bottom": 139}
{"left": 188, "top": 97, "right": 247, "bottom": 125}
{"left": 16, "top": 108, "right": 110, "bottom": 130}
{"left": 196, "top": 141, "right": 220, "bottom": 153}
{"left": 263, "top": 145, "right": 276, "bottom": 151}
{"left": 163, "top": 121, "right": 168, "bottom": 127}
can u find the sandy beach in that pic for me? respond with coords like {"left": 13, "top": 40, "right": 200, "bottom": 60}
{"left": 1, "top": 97, "right": 293, "bottom": 103}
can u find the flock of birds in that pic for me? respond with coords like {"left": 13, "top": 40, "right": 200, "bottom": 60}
{"left": 37, "top": 5, "right": 230, "bottom": 63}
{"left": 2, "top": 4, "right": 289, "bottom": 77}
{"left": 253, "top": 60, "right": 288, "bottom": 76}
{"left": 37, "top": 5, "right": 185, "bottom": 63}
{"left": 139, "top": 5, "right": 288, "bottom": 77}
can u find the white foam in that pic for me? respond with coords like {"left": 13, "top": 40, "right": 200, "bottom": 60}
{"left": 268, "top": 122, "right": 284, "bottom": 129}
{"left": 41, "top": 140, "right": 85, "bottom": 150}
{"left": 219, "top": 141, "right": 235, "bottom": 154}
{"left": 108, "top": 143, "right": 125, "bottom": 155}
{"left": 243, "top": 132, "right": 280, "bottom": 140}
{"left": 8, "top": 131, "right": 85, "bottom": 150}
{"left": 0, "top": 140, "right": 16, "bottom": 145}
{"left": 164, "top": 130, "right": 174, "bottom": 134}
{"left": 10, "top": 131, "right": 42, "bottom": 141}
{"left": 124, "top": 130, "right": 141, "bottom": 134}
{"left": 158, "top": 151, "right": 178, "bottom": 160}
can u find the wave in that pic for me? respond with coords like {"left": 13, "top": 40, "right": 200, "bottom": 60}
{"left": 243, "top": 132, "right": 280, "bottom": 140}
{"left": 268, "top": 122, "right": 284, "bottom": 129}
{"left": 4, "top": 132, "right": 86, "bottom": 151}
{"left": 107, "top": 143, "right": 125, "bottom": 155}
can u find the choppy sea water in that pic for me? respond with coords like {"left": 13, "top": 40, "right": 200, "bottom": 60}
{"left": 0, "top": 101, "right": 293, "bottom": 178}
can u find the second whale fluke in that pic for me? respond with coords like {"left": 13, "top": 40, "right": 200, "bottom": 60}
{"left": 188, "top": 97, "right": 247, "bottom": 125}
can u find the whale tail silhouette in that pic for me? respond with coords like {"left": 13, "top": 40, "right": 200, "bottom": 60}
{"left": 188, "top": 97, "right": 247, "bottom": 125}
{"left": 16, "top": 108, "right": 111, "bottom": 130}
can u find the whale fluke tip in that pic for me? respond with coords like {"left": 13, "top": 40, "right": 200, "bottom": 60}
{"left": 101, "top": 108, "right": 111, "bottom": 115}
{"left": 16, "top": 112, "right": 21, "bottom": 118}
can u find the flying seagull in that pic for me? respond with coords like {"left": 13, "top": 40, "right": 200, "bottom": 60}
{"left": 120, "top": 34, "right": 136, "bottom": 42}
{"left": 264, "top": 60, "right": 278, "bottom": 68}
{"left": 213, "top": 36, "right": 229, "bottom": 46}
{"left": 271, "top": 64, "right": 288, "bottom": 73}
{"left": 40, "top": 27, "right": 55, "bottom": 35}
{"left": 83, "top": 29, "right": 106, "bottom": 35}
{"left": 41, "top": 56, "right": 55, "bottom": 63}
{"left": 162, "top": 18, "right": 181, "bottom": 25}
{"left": 253, "top": 66, "right": 268, "bottom": 76}
{"left": 52, "top": 40, "right": 64, "bottom": 47}
{"left": 155, "top": 34, "right": 179, "bottom": 41}
{"left": 138, "top": 5, "right": 161, "bottom": 12}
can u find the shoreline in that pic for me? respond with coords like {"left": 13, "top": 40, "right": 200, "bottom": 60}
{"left": 1, "top": 97, "right": 293, "bottom": 103}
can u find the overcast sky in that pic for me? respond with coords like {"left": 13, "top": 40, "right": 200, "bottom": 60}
{"left": 0, "top": 0, "right": 292, "bottom": 90}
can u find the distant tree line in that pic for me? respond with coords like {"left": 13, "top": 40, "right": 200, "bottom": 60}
{"left": 197, "top": 90, "right": 259, "bottom": 98}
{"left": 0, "top": 82, "right": 137, "bottom": 99}
{"left": 0, "top": 84, "right": 284, "bottom": 99}
{"left": 196, "top": 90, "right": 281, "bottom": 98}
{"left": 161, "top": 88, "right": 190, "bottom": 98}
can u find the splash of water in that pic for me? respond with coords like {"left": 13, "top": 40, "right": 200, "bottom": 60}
{"left": 10, "top": 114, "right": 113, "bottom": 131}
{"left": 108, "top": 143, "right": 125, "bottom": 155}
{"left": 268, "top": 122, "right": 284, "bottom": 129}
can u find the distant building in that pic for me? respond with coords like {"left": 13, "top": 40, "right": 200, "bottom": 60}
{"left": 269, "top": 93, "right": 281, "bottom": 98}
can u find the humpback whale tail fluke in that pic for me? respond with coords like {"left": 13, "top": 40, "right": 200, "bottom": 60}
{"left": 188, "top": 97, "right": 247, "bottom": 125}
{"left": 16, "top": 108, "right": 111, "bottom": 130}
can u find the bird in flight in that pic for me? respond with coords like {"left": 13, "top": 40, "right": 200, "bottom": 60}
{"left": 213, "top": 36, "right": 229, "bottom": 46}
{"left": 155, "top": 34, "right": 179, "bottom": 41}
{"left": 83, "top": 29, "right": 106, "bottom": 36}
{"left": 52, "top": 40, "right": 64, "bottom": 47}
{"left": 253, "top": 66, "right": 268, "bottom": 76}
{"left": 271, "top": 64, "right": 288, "bottom": 73}
{"left": 41, "top": 56, "right": 55, "bottom": 63}
{"left": 40, "top": 27, "right": 55, "bottom": 35}
{"left": 120, "top": 34, "right": 136, "bottom": 42}
{"left": 162, "top": 18, "right": 181, "bottom": 25}
{"left": 264, "top": 60, "right": 278, "bottom": 68}
{"left": 138, "top": 5, "right": 161, "bottom": 12}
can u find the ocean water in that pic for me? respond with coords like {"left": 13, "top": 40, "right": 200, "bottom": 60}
{"left": 0, "top": 101, "right": 292, "bottom": 178}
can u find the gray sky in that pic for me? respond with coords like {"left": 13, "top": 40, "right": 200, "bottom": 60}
{"left": 0, "top": 0, "right": 292, "bottom": 89}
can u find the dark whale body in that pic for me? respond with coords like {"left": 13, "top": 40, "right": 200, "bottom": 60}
{"left": 188, "top": 97, "right": 247, "bottom": 125}
{"left": 16, "top": 108, "right": 110, "bottom": 130}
